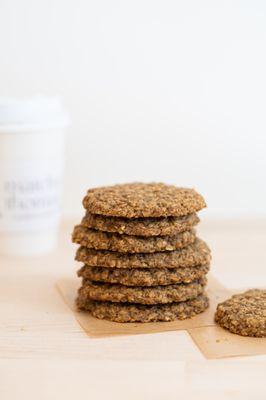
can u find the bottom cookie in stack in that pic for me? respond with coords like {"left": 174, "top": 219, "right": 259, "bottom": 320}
{"left": 77, "top": 294, "right": 209, "bottom": 323}
{"left": 76, "top": 277, "right": 209, "bottom": 323}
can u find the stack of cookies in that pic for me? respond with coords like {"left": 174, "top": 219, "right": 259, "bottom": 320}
{"left": 72, "top": 183, "right": 211, "bottom": 323}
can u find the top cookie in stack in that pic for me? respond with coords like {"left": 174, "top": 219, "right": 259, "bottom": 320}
{"left": 72, "top": 183, "right": 211, "bottom": 323}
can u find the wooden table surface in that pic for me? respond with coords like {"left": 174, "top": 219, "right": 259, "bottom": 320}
{"left": 1, "top": 220, "right": 266, "bottom": 399}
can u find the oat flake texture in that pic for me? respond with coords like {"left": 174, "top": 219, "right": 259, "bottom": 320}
{"left": 77, "top": 277, "right": 207, "bottom": 305}
{"left": 76, "top": 293, "right": 209, "bottom": 323}
{"left": 82, "top": 183, "right": 206, "bottom": 218}
{"left": 75, "top": 238, "right": 211, "bottom": 269}
{"left": 78, "top": 264, "right": 210, "bottom": 287}
{"left": 215, "top": 289, "right": 266, "bottom": 337}
{"left": 72, "top": 225, "right": 196, "bottom": 253}
{"left": 81, "top": 212, "right": 200, "bottom": 237}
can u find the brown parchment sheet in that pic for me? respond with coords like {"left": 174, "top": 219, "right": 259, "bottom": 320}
{"left": 56, "top": 276, "right": 266, "bottom": 358}
{"left": 56, "top": 275, "right": 230, "bottom": 338}
{"left": 188, "top": 326, "right": 266, "bottom": 359}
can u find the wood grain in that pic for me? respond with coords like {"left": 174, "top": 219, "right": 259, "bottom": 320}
{"left": 0, "top": 220, "right": 266, "bottom": 399}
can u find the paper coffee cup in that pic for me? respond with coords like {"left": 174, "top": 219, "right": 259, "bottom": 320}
{"left": 0, "top": 96, "right": 69, "bottom": 255}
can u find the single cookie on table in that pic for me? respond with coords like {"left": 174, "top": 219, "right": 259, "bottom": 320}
{"left": 78, "top": 277, "right": 207, "bottom": 305}
{"left": 78, "top": 264, "right": 210, "bottom": 287}
{"left": 72, "top": 225, "right": 196, "bottom": 254}
{"left": 76, "top": 293, "right": 209, "bottom": 323}
{"left": 75, "top": 238, "right": 211, "bottom": 269}
{"left": 82, "top": 182, "right": 206, "bottom": 218}
{"left": 81, "top": 212, "right": 200, "bottom": 237}
{"left": 215, "top": 289, "right": 266, "bottom": 338}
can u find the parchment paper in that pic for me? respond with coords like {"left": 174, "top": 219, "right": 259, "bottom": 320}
{"left": 56, "top": 275, "right": 229, "bottom": 337}
{"left": 56, "top": 276, "right": 266, "bottom": 358}
{"left": 188, "top": 326, "right": 266, "bottom": 359}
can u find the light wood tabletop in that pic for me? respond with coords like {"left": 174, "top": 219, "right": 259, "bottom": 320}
{"left": 1, "top": 220, "right": 266, "bottom": 399}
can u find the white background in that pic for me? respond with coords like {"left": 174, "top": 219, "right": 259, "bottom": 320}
{"left": 0, "top": 0, "right": 266, "bottom": 220}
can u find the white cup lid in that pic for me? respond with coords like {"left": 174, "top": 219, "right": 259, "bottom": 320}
{"left": 0, "top": 95, "right": 69, "bottom": 131}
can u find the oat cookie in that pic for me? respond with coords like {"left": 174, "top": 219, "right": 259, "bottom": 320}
{"left": 78, "top": 264, "right": 209, "bottom": 286}
{"left": 78, "top": 277, "right": 206, "bottom": 305}
{"left": 76, "top": 293, "right": 209, "bottom": 322}
{"left": 81, "top": 212, "right": 199, "bottom": 237}
{"left": 72, "top": 225, "right": 196, "bottom": 254}
{"left": 75, "top": 238, "right": 211, "bottom": 269}
{"left": 83, "top": 183, "right": 206, "bottom": 218}
{"left": 215, "top": 289, "right": 266, "bottom": 337}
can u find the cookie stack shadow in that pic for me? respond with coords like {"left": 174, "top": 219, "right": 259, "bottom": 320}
{"left": 72, "top": 183, "right": 211, "bottom": 323}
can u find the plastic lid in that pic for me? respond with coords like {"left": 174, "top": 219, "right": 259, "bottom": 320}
{"left": 0, "top": 95, "right": 69, "bottom": 131}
